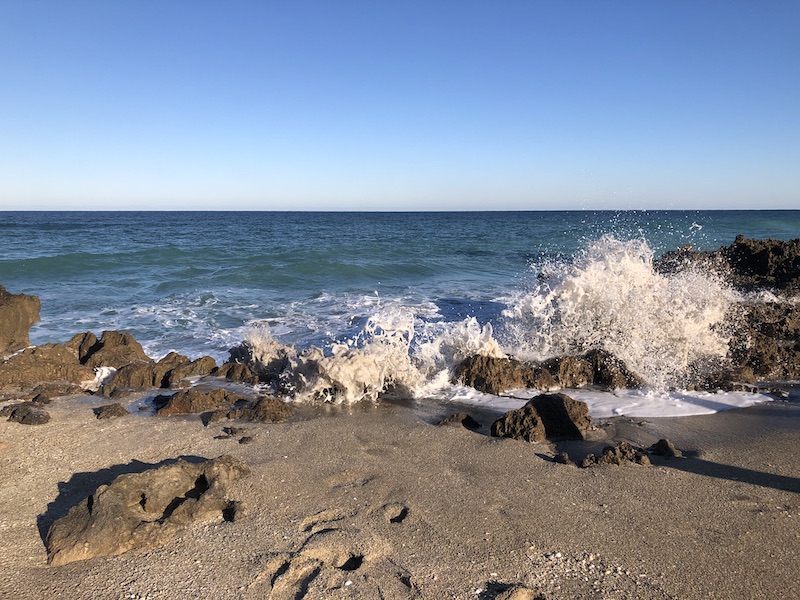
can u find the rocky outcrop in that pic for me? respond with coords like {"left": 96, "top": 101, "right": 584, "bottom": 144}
{"left": 211, "top": 362, "right": 260, "bottom": 385}
{"left": 80, "top": 331, "right": 151, "bottom": 369}
{"left": 728, "top": 301, "right": 800, "bottom": 381}
{"left": 45, "top": 455, "right": 249, "bottom": 565}
{"left": 166, "top": 355, "right": 217, "bottom": 387}
{"left": 656, "top": 235, "right": 800, "bottom": 293}
{"left": 491, "top": 393, "right": 591, "bottom": 443}
{"left": 0, "top": 285, "right": 40, "bottom": 355}
{"left": 100, "top": 352, "right": 217, "bottom": 396}
{"left": 0, "top": 344, "right": 95, "bottom": 392}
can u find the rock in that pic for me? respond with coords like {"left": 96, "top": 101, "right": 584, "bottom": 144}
{"left": 27, "top": 382, "right": 87, "bottom": 404}
{"left": 82, "top": 331, "right": 151, "bottom": 369}
{"left": 495, "top": 585, "right": 541, "bottom": 600}
{"left": 528, "top": 393, "right": 592, "bottom": 439}
{"left": 656, "top": 236, "right": 800, "bottom": 293}
{"left": 0, "top": 285, "right": 41, "bottom": 354}
{"left": 649, "top": 438, "right": 682, "bottom": 458}
{"left": 66, "top": 332, "right": 99, "bottom": 363}
{"left": 452, "top": 355, "right": 554, "bottom": 394}
{"left": 555, "top": 451, "right": 574, "bottom": 466}
{"left": 166, "top": 355, "right": 217, "bottom": 387}
{"left": 94, "top": 403, "right": 129, "bottom": 419}
{"left": 491, "top": 403, "right": 546, "bottom": 442}
{"left": 212, "top": 362, "right": 260, "bottom": 385}
{"left": 542, "top": 355, "right": 594, "bottom": 388}
{"left": 238, "top": 436, "right": 253, "bottom": 445}
{"left": 201, "top": 396, "right": 293, "bottom": 425}
{"left": 728, "top": 301, "right": 800, "bottom": 381}
{"left": 436, "top": 412, "right": 482, "bottom": 430}
{"left": 1, "top": 401, "right": 51, "bottom": 425}
{"left": 581, "top": 442, "right": 651, "bottom": 467}
{"left": 0, "top": 343, "right": 95, "bottom": 392}
{"left": 45, "top": 455, "right": 250, "bottom": 565}
{"left": 582, "top": 349, "right": 644, "bottom": 389}
{"left": 154, "top": 387, "right": 248, "bottom": 416}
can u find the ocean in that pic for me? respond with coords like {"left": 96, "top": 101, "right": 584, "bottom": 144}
{"left": 2, "top": 210, "right": 798, "bottom": 416}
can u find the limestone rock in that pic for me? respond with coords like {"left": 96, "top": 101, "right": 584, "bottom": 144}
{"left": 452, "top": 355, "right": 554, "bottom": 394}
{"left": 649, "top": 438, "right": 682, "bottom": 458}
{"left": 436, "top": 412, "right": 482, "bottom": 430}
{"left": 581, "top": 442, "right": 651, "bottom": 467}
{"left": 82, "top": 331, "right": 151, "bottom": 369}
{"left": 1, "top": 401, "right": 51, "bottom": 425}
{"left": 0, "top": 285, "right": 40, "bottom": 354}
{"left": 94, "top": 403, "right": 129, "bottom": 419}
{"left": 212, "top": 362, "right": 260, "bottom": 385}
{"left": 45, "top": 455, "right": 250, "bottom": 565}
{"left": 491, "top": 393, "right": 591, "bottom": 443}
{"left": 201, "top": 396, "right": 293, "bottom": 425}
{"left": 154, "top": 387, "right": 249, "bottom": 416}
{"left": 166, "top": 355, "right": 217, "bottom": 387}
{"left": 0, "top": 343, "right": 94, "bottom": 392}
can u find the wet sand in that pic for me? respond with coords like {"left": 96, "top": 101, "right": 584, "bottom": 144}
{"left": 1, "top": 394, "right": 798, "bottom": 599}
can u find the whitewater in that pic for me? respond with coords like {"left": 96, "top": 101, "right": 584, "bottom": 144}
{"left": 2, "top": 210, "right": 798, "bottom": 417}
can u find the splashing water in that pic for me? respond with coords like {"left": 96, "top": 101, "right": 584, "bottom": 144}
{"left": 503, "top": 235, "right": 740, "bottom": 388}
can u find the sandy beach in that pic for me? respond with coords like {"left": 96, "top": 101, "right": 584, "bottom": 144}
{"left": 1, "top": 392, "right": 798, "bottom": 600}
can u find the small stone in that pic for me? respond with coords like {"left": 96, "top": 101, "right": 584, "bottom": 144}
{"left": 94, "top": 403, "right": 129, "bottom": 419}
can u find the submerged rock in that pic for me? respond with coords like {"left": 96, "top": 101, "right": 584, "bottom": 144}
{"left": 0, "top": 285, "right": 40, "bottom": 355}
{"left": 491, "top": 393, "right": 591, "bottom": 443}
{"left": 45, "top": 455, "right": 250, "bottom": 565}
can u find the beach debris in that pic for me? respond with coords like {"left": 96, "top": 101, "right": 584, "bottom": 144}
{"left": 435, "top": 412, "right": 482, "bottom": 430}
{"left": 648, "top": 438, "right": 682, "bottom": 458}
{"left": 93, "top": 402, "right": 129, "bottom": 419}
{"left": 0, "top": 284, "right": 40, "bottom": 355}
{"left": 45, "top": 455, "right": 250, "bottom": 566}
{"left": 581, "top": 442, "right": 651, "bottom": 467}
{"left": 491, "top": 393, "right": 591, "bottom": 443}
{"left": 0, "top": 401, "right": 51, "bottom": 425}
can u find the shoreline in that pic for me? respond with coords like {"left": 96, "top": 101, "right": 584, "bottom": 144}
{"left": 2, "top": 393, "right": 798, "bottom": 599}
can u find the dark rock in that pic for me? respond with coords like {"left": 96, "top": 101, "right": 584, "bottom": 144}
{"left": 212, "top": 362, "right": 259, "bottom": 385}
{"left": 0, "top": 285, "right": 41, "bottom": 354}
{"left": 727, "top": 301, "right": 800, "bottom": 381}
{"left": 28, "top": 382, "right": 87, "bottom": 404}
{"left": 581, "top": 442, "right": 651, "bottom": 467}
{"left": 154, "top": 388, "right": 248, "bottom": 416}
{"left": 66, "top": 332, "right": 99, "bottom": 363}
{"left": 238, "top": 436, "right": 253, "bottom": 444}
{"left": 656, "top": 236, "right": 800, "bottom": 293}
{"left": 82, "top": 331, "right": 151, "bottom": 369}
{"left": 0, "top": 344, "right": 95, "bottom": 392}
{"left": 554, "top": 451, "right": 574, "bottom": 466}
{"left": 452, "top": 355, "right": 554, "bottom": 394}
{"left": 542, "top": 355, "right": 594, "bottom": 388}
{"left": 491, "top": 403, "right": 546, "bottom": 442}
{"left": 526, "top": 393, "right": 592, "bottom": 439}
{"left": 166, "top": 355, "right": 217, "bottom": 387}
{"left": 1, "top": 402, "right": 51, "bottom": 425}
{"left": 582, "top": 349, "right": 644, "bottom": 389}
{"left": 649, "top": 438, "right": 682, "bottom": 458}
{"left": 436, "top": 412, "right": 482, "bottom": 430}
{"left": 45, "top": 455, "right": 250, "bottom": 565}
{"left": 94, "top": 403, "right": 129, "bottom": 419}
{"left": 201, "top": 396, "right": 293, "bottom": 425}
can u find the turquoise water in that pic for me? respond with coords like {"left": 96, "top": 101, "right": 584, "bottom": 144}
{"left": 1, "top": 210, "right": 798, "bottom": 365}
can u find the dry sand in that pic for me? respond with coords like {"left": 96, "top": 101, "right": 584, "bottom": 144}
{"left": 1, "top": 393, "right": 798, "bottom": 599}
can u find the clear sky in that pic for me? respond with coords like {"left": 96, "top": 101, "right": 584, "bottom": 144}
{"left": 1, "top": 1, "right": 798, "bottom": 211}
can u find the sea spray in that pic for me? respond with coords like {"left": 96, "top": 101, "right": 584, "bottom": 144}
{"left": 503, "top": 235, "right": 740, "bottom": 388}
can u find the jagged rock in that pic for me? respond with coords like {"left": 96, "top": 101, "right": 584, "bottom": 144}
{"left": 581, "top": 442, "right": 651, "bottom": 467}
{"left": 94, "top": 403, "right": 129, "bottom": 419}
{"left": 27, "top": 382, "right": 87, "bottom": 404}
{"left": 212, "top": 362, "right": 260, "bottom": 385}
{"left": 582, "top": 349, "right": 644, "bottom": 389}
{"left": 542, "top": 355, "right": 594, "bottom": 388}
{"left": 0, "top": 344, "right": 95, "bottom": 392}
{"left": 656, "top": 236, "right": 800, "bottom": 293}
{"left": 45, "top": 455, "right": 250, "bottom": 565}
{"left": 201, "top": 396, "right": 293, "bottom": 425}
{"left": 82, "top": 331, "right": 151, "bottom": 369}
{"left": 0, "top": 285, "right": 41, "bottom": 354}
{"left": 436, "top": 412, "right": 482, "bottom": 430}
{"left": 154, "top": 387, "right": 250, "bottom": 416}
{"left": 555, "top": 451, "right": 574, "bottom": 466}
{"left": 491, "top": 393, "right": 591, "bottom": 443}
{"left": 66, "top": 332, "right": 99, "bottom": 363}
{"left": 166, "top": 356, "right": 217, "bottom": 387}
{"left": 1, "top": 402, "right": 51, "bottom": 425}
{"left": 649, "top": 438, "right": 682, "bottom": 458}
{"left": 452, "top": 355, "right": 554, "bottom": 394}
{"left": 728, "top": 301, "right": 800, "bottom": 380}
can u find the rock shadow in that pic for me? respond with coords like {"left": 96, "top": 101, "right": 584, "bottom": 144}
{"left": 656, "top": 456, "right": 800, "bottom": 493}
{"left": 36, "top": 455, "right": 208, "bottom": 544}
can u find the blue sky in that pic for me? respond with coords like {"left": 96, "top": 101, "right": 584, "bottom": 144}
{"left": 1, "top": 1, "right": 798, "bottom": 211}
